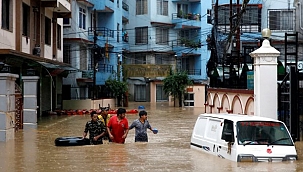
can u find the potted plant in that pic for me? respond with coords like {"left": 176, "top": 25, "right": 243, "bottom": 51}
{"left": 177, "top": 10, "right": 183, "bottom": 18}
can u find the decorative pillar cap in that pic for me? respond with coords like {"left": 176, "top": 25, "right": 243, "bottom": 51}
{"left": 249, "top": 28, "right": 280, "bottom": 57}
{"left": 262, "top": 28, "right": 271, "bottom": 39}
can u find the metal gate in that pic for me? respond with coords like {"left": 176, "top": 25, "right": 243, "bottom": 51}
{"left": 15, "top": 83, "right": 23, "bottom": 130}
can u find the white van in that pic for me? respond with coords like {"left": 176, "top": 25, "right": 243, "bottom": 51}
{"left": 190, "top": 114, "right": 297, "bottom": 162}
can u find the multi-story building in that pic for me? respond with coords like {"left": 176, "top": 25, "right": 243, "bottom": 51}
{"left": 63, "top": 0, "right": 129, "bottom": 101}
{"left": 123, "top": 0, "right": 212, "bottom": 107}
{"left": 63, "top": 0, "right": 94, "bottom": 100}
{"left": 89, "top": 0, "right": 130, "bottom": 96}
{"left": 0, "top": 0, "right": 73, "bottom": 115}
{"left": 207, "top": 0, "right": 300, "bottom": 88}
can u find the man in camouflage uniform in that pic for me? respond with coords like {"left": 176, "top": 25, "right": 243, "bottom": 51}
{"left": 83, "top": 111, "right": 106, "bottom": 145}
{"left": 98, "top": 107, "right": 112, "bottom": 141}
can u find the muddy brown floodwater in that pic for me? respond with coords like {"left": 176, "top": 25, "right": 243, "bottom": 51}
{"left": 0, "top": 102, "right": 303, "bottom": 172}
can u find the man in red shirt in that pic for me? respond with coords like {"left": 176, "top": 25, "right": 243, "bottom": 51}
{"left": 107, "top": 108, "right": 129, "bottom": 143}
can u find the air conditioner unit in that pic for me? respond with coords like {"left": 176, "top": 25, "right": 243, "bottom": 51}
{"left": 33, "top": 46, "right": 41, "bottom": 56}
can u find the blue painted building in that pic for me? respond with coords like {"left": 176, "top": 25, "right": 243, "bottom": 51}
{"left": 63, "top": 0, "right": 129, "bottom": 99}
{"left": 123, "top": 0, "right": 212, "bottom": 104}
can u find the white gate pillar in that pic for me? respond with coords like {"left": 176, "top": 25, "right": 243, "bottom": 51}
{"left": 0, "top": 73, "right": 19, "bottom": 142}
{"left": 250, "top": 28, "right": 280, "bottom": 119}
{"left": 23, "top": 76, "right": 39, "bottom": 126}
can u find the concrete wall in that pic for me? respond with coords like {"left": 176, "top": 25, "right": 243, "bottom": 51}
{"left": 205, "top": 88, "right": 254, "bottom": 115}
{"left": 168, "top": 84, "right": 206, "bottom": 108}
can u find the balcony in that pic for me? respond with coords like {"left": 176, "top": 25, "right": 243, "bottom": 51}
{"left": 172, "top": 13, "right": 201, "bottom": 29}
{"left": 88, "top": 27, "right": 115, "bottom": 46}
{"left": 122, "top": 64, "right": 171, "bottom": 78}
{"left": 41, "top": 0, "right": 71, "bottom": 17}
{"left": 122, "top": 1, "right": 129, "bottom": 11}
{"left": 98, "top": 64, "right": 114, "bottom": 73}
{"left": 122, "top": 1, "right": 129, "bottom": 23}
{"left": 89, "top": 0, "right": 114, "bottom": 12}
{"left": 82, "top": 70, "right": 93, "bottom": 79}
{"left": 88, "top": 27, "right": 114, "bottom": 38}
{"left": 172, "top": 39, "right": 201, "bottom": 55}
{"left": 184, "top": 69, "right": 201, "bottom": 75}
{"left": 76, "top": 0, "right": 94, "bottom": 7}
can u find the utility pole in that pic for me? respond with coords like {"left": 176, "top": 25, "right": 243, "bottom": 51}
{"left": 117, "top": 54, "right": 121, "bottom": 81}
{"left": 93, "top": 9, "right": 97, "bottom": 100}
{"left": 236, "top": 0, "right": 241, "bottom": 77}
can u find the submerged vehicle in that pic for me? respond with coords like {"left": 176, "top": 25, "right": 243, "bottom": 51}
{"left": 190, "top": 114, "right": 297, "bottom": 162}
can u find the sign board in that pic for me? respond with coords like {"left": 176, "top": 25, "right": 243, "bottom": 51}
{"left": 247, "top": 71, "right": 254, "bottom": 90}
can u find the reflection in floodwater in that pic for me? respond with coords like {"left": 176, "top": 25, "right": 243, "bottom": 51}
{"left": 0, "top": 102, "right": 302, "bottom": 172}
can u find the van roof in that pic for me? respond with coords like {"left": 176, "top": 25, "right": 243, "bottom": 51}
{"left": 199, "top": 113, "right": 280, "bottom": 123}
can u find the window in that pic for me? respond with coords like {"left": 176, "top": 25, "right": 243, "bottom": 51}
{"left": 45, "top": 17, "right": 51, "bottom": 45}
{"left": 157, "top": 0, "right": 168, "bottom": 16}
{"left": 57, "top": 24, "right": 61, "bottom": 49}
{"left": 242, "top": 7, "right": 259, "bottom": 25}
{"left": 63, "top": 18, "right": 71, "bottom": 26}
{"left": 268, "top": 9, "right": 294, "bottom": 31}
{"left": 134, "top": 84, "right": 146, "bottom": 101}
{"left": 156, "top": 28, "right": 168, "bottom": 45}
{"left": 184, "top": 93, "right": 194, "bottom": 107}
{"left": 221, "top": 120, "right": 234, "bottom": 142}
{"left": 136, "top": 0, "right": 147, "bottom": 15}
{"left": 124, "top": 53, "right": 146, "bottom": 64}
{"left": 177, "top": 4, "right": 188, "bottom": 17}
{"left": 2, "top": 0, "right": 12, "bottom": 31}
{"left": 179, "top": 29, "right": 200, "bottom": 45}
{"left": 135, "top": 27, "right": 148, "bottom": 44}
{"left": 155, "top": 54, "right": 173, "bottom": 65}
{"left": 79, "top": 7, "right": 86, "bottom": 29}
{"left": 134, "top": 54, "right": 146, "bottom": 64}
{"left": 156, "top": 84, "right": 168, "bottom": 101}
{"left": 117, "top": 23, "right": 120, "bottom": 42}
{"left": 63, "top": 45, "right": 71, "bottom": 64}
{"left": 22, "top": 3, "right": 30, "bottom": 36}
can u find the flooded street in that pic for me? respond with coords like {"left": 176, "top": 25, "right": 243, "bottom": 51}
{"left": 1, "top": 102, "right": 303, "bottom": 172}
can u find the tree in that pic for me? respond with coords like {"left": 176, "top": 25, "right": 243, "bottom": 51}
{"left": 163, "top": 70, "right": 192, "bottom": 107}
{"left": 105, "top": 77, "right": 128, "bottom": 106}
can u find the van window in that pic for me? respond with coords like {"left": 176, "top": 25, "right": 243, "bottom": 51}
{"left": 237, "top": 121, "right": 293, "bottom": 145}
{"left": 221, "top": 120, "right": 234, "bottom": 142}
{"left": 206, "top": 118, "right": 221, "bottom": 141}
{"left": 194, "top": 117, "right": 207, "bottom": 138}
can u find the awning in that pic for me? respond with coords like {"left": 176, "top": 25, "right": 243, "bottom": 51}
{"left": 38, "top": 61, "right": 77, "bottom": 71}
{"left": 0, "top": 49, "right": 79, "bottom": 76}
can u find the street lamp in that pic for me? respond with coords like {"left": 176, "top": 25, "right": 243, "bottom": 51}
{"left": 262, "top": 28, "right": 271, "bottom": 39}
{"left": 26, "top": 68, "right": 36, "bottom": 76}
{"left": 0, "top": 62, "right": 10, "bottom": 73}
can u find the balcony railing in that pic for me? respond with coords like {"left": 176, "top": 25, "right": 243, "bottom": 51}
{"left": 88, "top": 63, "right": 114, "bottom": 73}
{"left": 99, "top": 64, "right": 114, "bottom": 73}
{"left": 88, "top": 27, "right": 114, "bottom": 38}
{"left": 82, "top": 70, "right": 93, "bottom": 78}
{"left": 172, "top": 13, "right": 201, "bottom": 21}
{"left": 184, "top": 69, "right": 201, "bottom": 75}
{"left": 122, "top": 1, "right": 129, "bottom": 11}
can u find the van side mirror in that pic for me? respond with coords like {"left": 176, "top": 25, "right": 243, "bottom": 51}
{"left": 222, "top": 131, "right": 234, "bottom": 142}
{"left": 291, "top": 135, "right": 297, "bottom": 143}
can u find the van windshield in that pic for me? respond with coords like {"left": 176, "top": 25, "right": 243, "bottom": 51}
{"left": 237, "top": 121, "right": 293, "bottom": 145}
